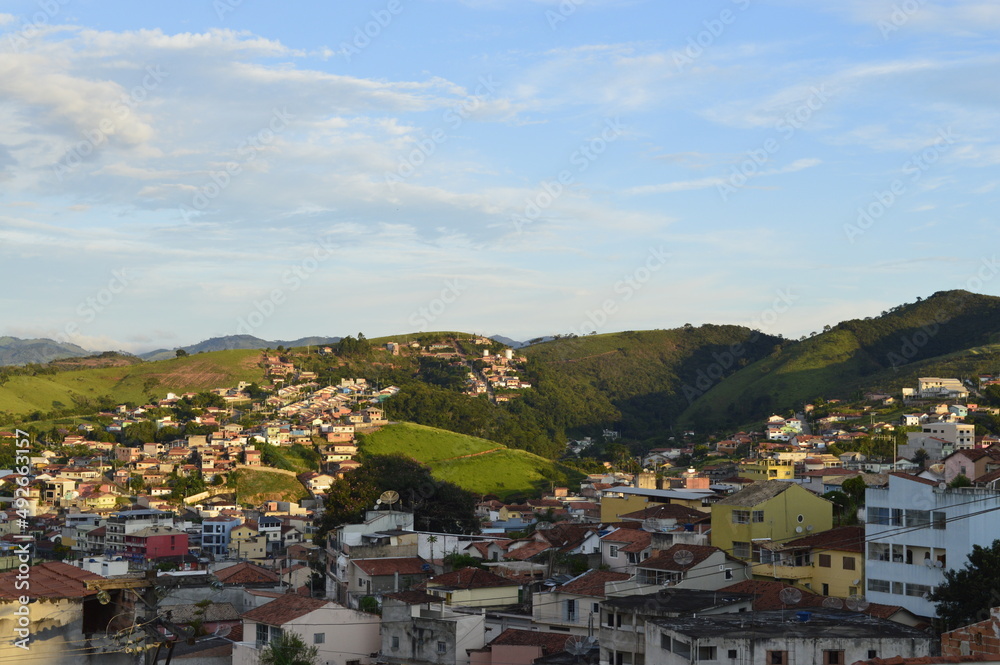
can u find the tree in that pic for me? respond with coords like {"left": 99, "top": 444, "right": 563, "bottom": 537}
{"left": 259, "top": 632, "right": 318, "bottom": 665}
{"left": 176, "top": 349, "right": 188, "bottom": 358}
{"left": 912, "top": 448, "right": 930, "bottom": 469}
{"left": 930, "top": 539, "right": 1000, "bottom": 631}
{"left": 316, "top": 454, "right": 478, "bottom": 538}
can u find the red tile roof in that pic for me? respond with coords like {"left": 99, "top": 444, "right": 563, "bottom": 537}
{"left": 241, "top": 594, "right": 329, "bottom": 626}
{"left": 602, "top": 528, "right": 652, "bottom": 553}
{"left": 352, "top": 557, "right": 429, "bottom": 577}
{"left": 214, "top": 562, "right": 280, "bottom": 585}
{"left": 503, "top": 541, "right": 551, "bottom": 561}
{"left": 383, "top": 590, "right": 441, "bottom": 605}
{"left": 638, "top": 544, "right": 723, "bottom": 572}
{"left": 427, "top": 567, "right": 518, "bottom": 590}
{"left": 487, "top": 628, "right": 569, "bottom": 655}
{"left": 556, "top": 570, "right": 630, "bottom": 597}
{"left": 0, "top": 561, "right": 103, "bottom": 599}
{"left": 618, "top": 504, "right": 706, "bottom": 522}
{"left": 785, "top": 525, "right": 865, "bottom": 553}
{"left": 889, "top": 472, "right": 939, "bottom": 486}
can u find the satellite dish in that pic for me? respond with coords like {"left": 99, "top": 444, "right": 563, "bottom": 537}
{"left": 642, "top": 518, "right": 659, "bottom": 532}
{"left": 779, "top": 588, "right": 802, "bottom": 605}
{"left": 673, "top": 549, "right": 695, "bottom": 567}
{"left": 536, "top": 521, "right": 553, "bottom": 531}
{"left": 846, "top": 594, "right": 869, "bottom": 612}
{"left": 564, "top": 636, "right": 598, "bottom": 656}
{"left": 795, "top": 526, "right": 803, "bottom": 533}
{"left": 935, "top": 560, "right": 944, "bottom": 568}
{"left": 822, "top": 597, "right": 843, "bottom": 609}
{"left": 379, "top": 490, "right": 400, "bottom": 509}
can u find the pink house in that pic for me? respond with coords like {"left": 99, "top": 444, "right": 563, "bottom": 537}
{"left": 470, "top": 629, "right": 571, "bottom": 665}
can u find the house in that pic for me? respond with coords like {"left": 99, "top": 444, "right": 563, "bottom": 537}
{"left": 634, "top": 544, "right": 750, "bottom": 590}
{"left": 942, "top": 447, "right": 1000, "bottom": 483}
{"left": 600, "top": 528, "right": 652, "bottom": 575}
{"left": 470, "top": 629, "right": 575, "bottom": 665}
{"left": 711, "top": 480, "right": 833, "bottom": 563}
{"left": 600, "top": 588, "right": 754, "bottom": 665}
{"left": 380, "top": 591, "right": 487, "bottom": 665}
{"left": 899, "top": 422, "right": 976, "bottom": 459}
{"left": 201, "top": 516, "right": 242, "bottom": 558}
{"left": 644, "top": 609, "right": 933, "bottom": 665}
{"left": 233, "top": 594, "right": 380, "bottom": 665}
{"left": 917, "top": 377, "right": 968, "bottom": 400}
{"left": 214, "top": 561, "right": 281, "bottom": 588}
{"left": 230, "top": 522, "right": 268, "bottom": 561}
{"left": 757, "top": 525, "right": 865, "bottom": 598}
{"left": 119, "top": 525, "right": 188, "bottom": 563}
{"left": 0, "top": 562, "right": 131, "bottom": 665}
{"left": 422, "top": 567, "right": 521, "bottom": 609}
{"left": 348, "top": 557, "right": 431, "bottom": 603}
{"left": 532, "top": 569, "right": 631, "bottom": 635}
{"left": 864, "top": 472, "right": 1000, "bottom": 617}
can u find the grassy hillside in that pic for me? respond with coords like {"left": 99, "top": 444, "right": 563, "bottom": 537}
{"left": 524, "top": 325, "right": 784, "bottom": 445}
{"left": 679, "top": 290, "right": 1000, "bottom": 430}
{"left": 230, "top": 468, "right": 309, "bottom": 504}
{"left": 359, "top": 422, "right": 585, "bottom": 499}
{"left": 0, "top": 349, "right": 264, "bottom": 417}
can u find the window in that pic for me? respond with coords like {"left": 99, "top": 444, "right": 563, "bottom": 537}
{"left": 932, "top": 511, "right": 947, "bottom": 529}
{"left": 593, "top": 602, "right": 600, "bottom": 614}
{"left": 609, "top": 545, "right": 618, "bottom": 558}
{"left": 868, "top": 543, "right": 890, "bottom": 561}
{"left": 906, "top": 510, "right": 930, "bottom": 527}
{"left": 256, "top": 623, "right": 269, "bottom": 647}
{"left": 671, "top": 639, "right": 691, "bottom": 658}
{"left": 867, "top": 578, "right": 890, "bottom": 593}
{"left": 868, "top": 650, "right": 878, "bottom": 659}
{"left": 752, "top": 510, "right": 765, "bottom": 523}
{"left": 627, "top": 552, "right": 638, "bottom": 564}
{"left": 732, "top": 510, "right": 750, "bottom": 524}
{"left": 314, "top": 633, "right": 325, "bottom": 645}
{"left": 822, "top": 583, "right": 829, "bottom": 595}
{"left": 906, "top": 583, "right": 932, "bottom": 597}
{"left": 867, "top": 507, "right": 902, "bottom": 525}
{"left": 728, "top": 650, "right": 738, "bottom": 660}
{"left": 566, "top": 599, "right": 577, "bottom": 622}
{"left": 437, "top": 641, "right": 447, "bottom": 654}
{"left": 818, "top": 554, "right": 831, "bottom": 567}
{"left": 660, "top": 632, "right": 670, "bottom": 650}
{"left": 606, "top": 612, "right": 615, "bottom": 627}
{"left": 797, "top": 514, "right": 804, "bottom": 523}
{"left": 767, "top": 651, "right": 788, "bottom": 665}
{"left": 724, "top": 568, "right": 733, "bottom": 580}
{"left": 391, "top": 636, "right": 399, "bottom": 650}
{"left": 892, "top": 581, "right": 904, "bottom": 595}
{"left": 843, "top": 556, "right": 856, "bottom": 570}
{"left": 733, "top": 541, "right": 751, "bottom": 559}
{"left": 823, "top": 650, "right": 844, "bottom": 665}
{"left": 697, "top": 645, "right": 717, "bottom": 660}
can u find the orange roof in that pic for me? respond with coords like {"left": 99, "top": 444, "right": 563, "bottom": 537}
{"left": 487, "top": 628, "right": 570, "bottom": 654}
{"left": 241, "top": 594, "right": 329, "bottom": 626}
{"left": 639, "top": 544, "right": 724, "bottom": 571}
{"left": 0, "top": 561, "right": 103, "bottom": 599}
{"left": 352, "top": 557, "right": 428, "bottom": 577}
{"left": 557, "top": 569, "right": 630, "bottom": 597}
{"left": 214, "top": 562, "right": 280, "bottom": 585}
{"left": 427, "top": 567, "right": 518, "bottom": 590}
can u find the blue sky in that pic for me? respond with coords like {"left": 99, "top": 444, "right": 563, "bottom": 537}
{"left": 2, "top": 0, "right": 999, "bottom": 352}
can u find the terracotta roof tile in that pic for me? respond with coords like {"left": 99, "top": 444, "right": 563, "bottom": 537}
{"left": 214, "top": 562, "right": 280, "bottom": 585}
{"left": 785, "top": 525, "right": 865, "bottom": 553}
{"left": 556, "top": 570, "right": 630, "bottom": 597}
{"left": 638, "top": 544, "right": 723, "bottom": 571}
{"left": 427, "top": 567, "right": 518, "bottom": 590}
{"left": 241, "top": 594, "right": 328, "bottom": 626}
{"left": 352, "top": 557, "right": 429, "bottom": 577}
{"left": 0, "top": 561, "right": 103, "bottom": 599}
{"left": 618, "top": 504, "right": 705, "bottom": 522}
{"left": 488, "top": 628, "right": 569, "bottom": 655}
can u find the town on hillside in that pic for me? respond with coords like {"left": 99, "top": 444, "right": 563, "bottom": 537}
{"left": 3, "top": 362, "right": 1000, "bottom": 664}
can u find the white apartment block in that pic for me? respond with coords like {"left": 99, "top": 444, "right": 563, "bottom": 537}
{"left": 865, "top": 474, "right": 1000, "bottom": 617}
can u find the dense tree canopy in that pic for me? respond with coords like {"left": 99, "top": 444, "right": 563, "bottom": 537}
{"left": 929, "top": 539, "right": 1000, "bottom": 631}
{"left": 317, "top": 454, "right": 478, "bottom": 538}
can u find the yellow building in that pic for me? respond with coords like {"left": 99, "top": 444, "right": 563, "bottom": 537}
{"left": 230, "top": 524, "right": 267, "bottom": 561}
{"left": 738, "top": 459, "right": 795, "bottom": 481}
{"left": 711, "top": 480, "right": 833, "bottom": 563}
{"left": 759, "top": 525, "right": 865, "bottom": 597}
{"left": 599, "top": 487, "right": 710, "bottom": 522}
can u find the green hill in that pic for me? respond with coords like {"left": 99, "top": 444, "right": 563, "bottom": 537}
{"left": 679, "top": 290, "right": 1000, "bottom": 430}
{"left": 0, "top": 349, "right": 265, "bottom": 418}
{"left": 523, "top": 325, "right": 784, "bottom": 445}
{"left": 230, "top": 468, "right": 309, "bottom": 504}
{"left": 359, "top": 422, "right": 585, "bottom": 499}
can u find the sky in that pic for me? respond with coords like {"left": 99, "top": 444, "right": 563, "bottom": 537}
{"left": 1, "top": 0, "right": 999, "bottom": 353}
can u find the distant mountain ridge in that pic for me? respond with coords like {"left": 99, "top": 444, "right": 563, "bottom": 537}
{"left": 139, "top": 335, "right": 342, "bottom": 361}
{"left": 0, "top": 337, "right": 92, "bottom": 366}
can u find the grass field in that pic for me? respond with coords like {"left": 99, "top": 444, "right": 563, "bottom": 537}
{"left": 361, "top": 422, "right": 498, "bottom": 461}
{"left": 231, "top": 468, "right": 309, "bottom": 504}
{"left": 0, "top": 349, "right": 265, "bottom": 415}
{"left": 360, "top": 422, "right": 584, "bottom": 499}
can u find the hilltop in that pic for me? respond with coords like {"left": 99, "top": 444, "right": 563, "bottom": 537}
{"left": 0, "top": 337, "right": 92, "bottom": 366}
{"left": 0, "top": 349, "right": 264, "bottom": 420}
{"left": 679, "top": 290, "right": 1000, "bottom": 431}
{"left": 358, "top": 422, "right": 585, "bottom": 499}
